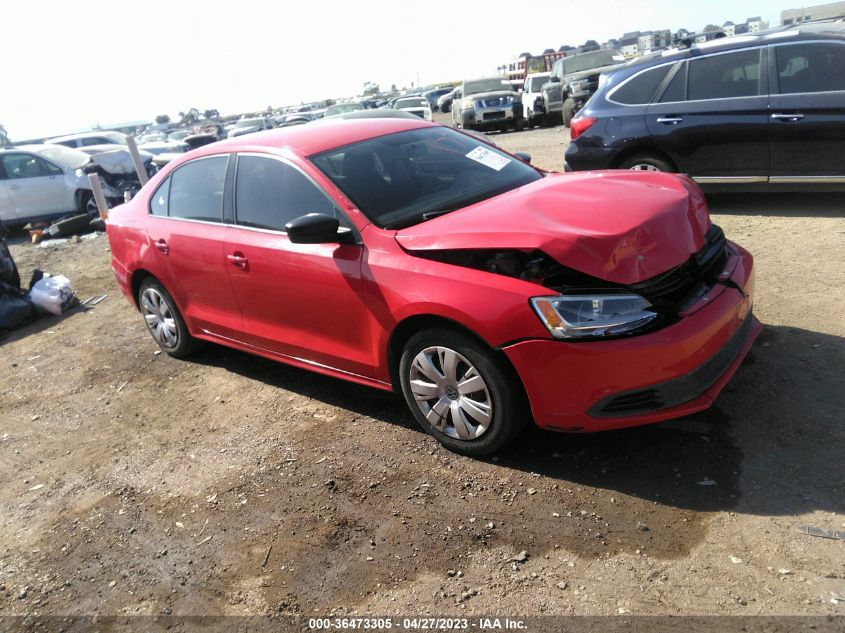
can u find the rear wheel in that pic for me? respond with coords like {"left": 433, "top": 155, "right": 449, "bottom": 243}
{"left": 79, "top": 191, "right": 98, "bottom": 216}
{"left": 138, "top": 278, "right": 201, "bottom": 358}
{"left": 618, "top": 154, "right": 675, "bottom": 173}
{"left": 399, "top": 328, "right": 527, "bottom": 455}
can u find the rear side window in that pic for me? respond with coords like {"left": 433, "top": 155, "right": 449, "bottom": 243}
{"left": 235, "top": 155, "right": 337, "bottom": 232}
{"left": 611, "top": 64, "right": 673, "bottom": 104}
{"left": 688, "top": 49, "right": 762, "bottom": 100}
{"left": 167, "top": 156, "right": 228, "bottom": 222}
{"left": 776, "top": 43, "right": 845, "bottom": 94}
{"left": 150, "top": 177, "right": 170, "bottom": 216}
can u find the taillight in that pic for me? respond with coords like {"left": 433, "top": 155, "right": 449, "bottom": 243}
{"left": 570, "top": 116, "right": 597, "bottom": 140}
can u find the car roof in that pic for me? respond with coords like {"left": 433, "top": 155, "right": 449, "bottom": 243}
{"left": 182, "top": 117, "right": 432, "bottom": 159}
{"left": 622, "top": 21, "right": 845, "bottom": 73}
{"left": 46, "top": 131, "right": 124, "bottom": 143}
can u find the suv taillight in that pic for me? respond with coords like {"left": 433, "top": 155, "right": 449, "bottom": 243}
{"left": 570, "top": 116, "right": 597, "bottom": 140}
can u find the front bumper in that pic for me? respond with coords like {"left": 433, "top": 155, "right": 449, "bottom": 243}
{"left": 503, "top": 242, "right": 760, "bottom": 432}
{"left": 463, "top": 105, "right": 521, "bottom": 129}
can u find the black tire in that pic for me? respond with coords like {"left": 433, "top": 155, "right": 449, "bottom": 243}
{"left": 515, "top": 117, "right": 526, "bottom": 132}
{"left": 562, "top": 98, "right": 576, "bottom": 128}
{"left": 617, "top": 153, "right": 675, "bottom": 173}
{"left": 137, "top": 278, "right": 201, "bottom": 358}
{"left": 399, "top": 328, "right": 528, "bottom": 455}
{"left": 79, "top": 191, "right": 97, "bottom": 216}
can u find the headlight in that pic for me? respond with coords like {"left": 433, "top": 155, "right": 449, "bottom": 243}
{"left": 462, "top": 98, "right": 475, "bottom": 109}
{"left": 531, "top": 294, "right": 657, "bottom": 339}
{"left": 75, "top": 168, "right": 85, "bottom": 178}
{"left": 569, "top": 79, "right": 589, "bottom": 93}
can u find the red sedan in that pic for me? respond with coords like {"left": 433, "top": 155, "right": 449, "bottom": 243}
{"left": 106, "top": 117, "right": 760, "bottom": 455}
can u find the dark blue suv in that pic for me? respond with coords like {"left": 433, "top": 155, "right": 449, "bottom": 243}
{"left": 564, "top": 22, "right": 845, "bottom": 190}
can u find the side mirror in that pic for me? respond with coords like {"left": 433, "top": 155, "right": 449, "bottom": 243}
{"left": 286, "top": 213, "right": 353, "bottom": 244}
{"left": 513, "top": 152, "right": 532, "bottom": 164}
{"left": 550, "top": 76, "right": 561, "bottom": 83}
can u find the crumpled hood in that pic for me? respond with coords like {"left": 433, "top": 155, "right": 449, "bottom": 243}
{"left": 394, "top": 171, "right": 711, "bottom": 285}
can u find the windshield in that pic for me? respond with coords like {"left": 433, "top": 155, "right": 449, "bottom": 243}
{"left": 325, "top": 103, "right": 363, "bottom": 117}
{"left": 37, "top": 145, "right": 90, "bottom": 169}
{"left": 394, "top": 98, "right": 428, "bottom": 108}
{"left": 528, "top": 76, "right": 549, "bottom": 91}
{"left": 463, "top": 78, "right": 512, "bottom": 95}
{"left": 567, "top": 50, "right": 622, "bottom": 73}
{"left": 137, "top": 132, "right": 167, "bottom": 143}
{"left": 310, "top": 127, "right": 542, "bottom": 229}
{"left": 235, "top": 119, "right": 263, "bottom": 128}
{"left": 168, "top": 130, "right": 190, "bottom": 140}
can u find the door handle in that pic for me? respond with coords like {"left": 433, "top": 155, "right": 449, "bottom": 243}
{"left": 154, "top": 239, "right": 169, "bottom": 255}
{"left": 771, "top": 113, "right": 804, "bottom": 121}
{"left": 656, "top": 116, "right": 683, "bottom": 124}
{"left": 226, "top": 253, "right": 249, "bottom": 270}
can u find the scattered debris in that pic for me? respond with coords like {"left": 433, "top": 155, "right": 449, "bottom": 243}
{"left": 697, "top": 479, "right": 717, "bottom": 486}
{"left": 798, "top": 525, "right": 845, "bottom": 541}
{"left": 196, "top": 536, "right": 212, "bottom": 546}
{"left": 730, "top": 556, "right": 744, "bottom": 564}
{"left": 82, "top": 294, "right": 108, "bottom": 306}
{"left": 556, "top": 581, "right": 568, "bottom": 590}
{"left": 262, "top": 545, "right": 272, "bottom": 568}
{"left": 28, "top": 484, "right": 45, "bottom": 491}
{"left": 511, "top": 550, "right": 528, "bottom": 563}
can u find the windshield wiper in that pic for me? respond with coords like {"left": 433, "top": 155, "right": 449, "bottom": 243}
{"left": 384, "top": 208, "right": 455, "bottom": 230}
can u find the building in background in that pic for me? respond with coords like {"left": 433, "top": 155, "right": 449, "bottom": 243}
{"left": 782, "top": 1, "right": 845, "bottom": 24}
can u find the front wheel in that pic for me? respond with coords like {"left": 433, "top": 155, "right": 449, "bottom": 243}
{"left": 399, "top": 329, "right": 527, "bottom": 455}
{"left": 562, "top": 98, "right": 576, "bottom": 127}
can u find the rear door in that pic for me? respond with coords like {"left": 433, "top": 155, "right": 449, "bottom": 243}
{"left": 145, "top": 154, "right": 243, "bottom": 338}
{"left": 0, "top": 153, "right": 75, "bottom": 219}
{"left": 0, "top": 160, "right": 14, "bottom": 223}
{"left": 646, "top": 47, "right": 770, "bottom": 182}
{"left": 768, "top": 40, "right": 845, "bottom": 181}
{"left": 223, "top": 153, "right": 373, "bottom": 377}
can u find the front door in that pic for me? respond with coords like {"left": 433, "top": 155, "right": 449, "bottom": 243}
{"left": 0, "top": 153, "right": 74, "bottom": 219}
{"left": 223, "top": 153, "right": 374, "bottom": 378}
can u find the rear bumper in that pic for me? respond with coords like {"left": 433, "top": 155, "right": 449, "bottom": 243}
{"left": 503, "top": 242, "right": 759, "bottom": 432}
{"left": 564, "top": 142, "right": 619, "bottom": 171}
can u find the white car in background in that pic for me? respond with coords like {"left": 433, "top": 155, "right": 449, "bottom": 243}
{"left": 522, "top": 71, "right": 551, "bottom": 127}
{"left": 45, "top": 131, "right": 128, "bottom": 149}
{"left": 0, "top": 145, "right": 109, "bottom": 224}
{"left": 392, "top": 96, "right": 432, "bottom": 121}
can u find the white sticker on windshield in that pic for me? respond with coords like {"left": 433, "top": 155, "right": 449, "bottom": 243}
{"left": 466, "top": 146, "right": 511, "bottom": 171}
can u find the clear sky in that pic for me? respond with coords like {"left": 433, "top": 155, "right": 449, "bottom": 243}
{"left": 2, "top": 0, "right": 784, "bottom": 140}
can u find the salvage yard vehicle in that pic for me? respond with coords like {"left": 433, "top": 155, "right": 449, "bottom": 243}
{"left": 107, "top": 117, "right": 760, "bottom": 455}
{"left": 46, "top": 131, "right": 128, "bottom": 148}
{"left": 542, "top": 49, "right": 626, "bottom": 126}
{"left": 565, "top": 22, "right": 845, "bottom": 189}
{"left": 452, "top": 77, "right": 525, "bottom": 132}
{"left": 226, "top": 117, "right": 274, "bottom": 138}
{"left": 522, "top": 71, "right": 551, "bottom": 127}
{"left": 0, "top": 145, "right": 125, "bottom": 223}
{"left": 392, "top": 96, "right": 433, "bottom": 120}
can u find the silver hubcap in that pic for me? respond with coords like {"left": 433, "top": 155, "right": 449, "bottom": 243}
{"left": 409, "top": 346, "right": 493, "bottom": 441}
{"left": 628, "top": 163, "right": 661, "bottom": 171}
{"left": 140, "top": 288, "right": 178, "bottom": 348}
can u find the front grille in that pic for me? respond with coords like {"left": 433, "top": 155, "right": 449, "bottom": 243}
{"left": 629, "top": 225, "right": 728, "bottom": 308}
{"left": 590, "top": 314, "right": 753, "bottom": 417}
{"left": 482, "top": 111, "right": 506, "bottom": 120}
{"left": 479, "top": 96, "right": 512, "bottom": 107}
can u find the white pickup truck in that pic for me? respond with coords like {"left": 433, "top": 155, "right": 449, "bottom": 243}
{"left": 522, "top": 72, "right": 551, "bottom": 127}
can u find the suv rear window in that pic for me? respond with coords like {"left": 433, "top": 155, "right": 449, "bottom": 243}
{"left": 688, "top": 49, "right": 762, "bottom": 100}
{"left": 611, "top": 64, "right": 673, "bottom": 104}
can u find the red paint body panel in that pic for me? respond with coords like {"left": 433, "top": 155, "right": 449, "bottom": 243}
{"left": 395, "top": 170, "right": 711, "bottom": 285}
{"left": 106, "top": 119, "right": 760, "bottom": 435}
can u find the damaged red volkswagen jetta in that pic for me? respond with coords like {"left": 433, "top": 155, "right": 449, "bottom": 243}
{"left": 107, "top": 117, "right": 760, "bottom": 455}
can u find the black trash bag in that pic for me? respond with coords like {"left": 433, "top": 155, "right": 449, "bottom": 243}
{"left": 0, "top": 282, "right": 33, "bottom": 330}
{"left": 0, "top": 238, "right": 20, "bottom": 290}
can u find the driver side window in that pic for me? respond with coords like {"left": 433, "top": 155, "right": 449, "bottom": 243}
{"left": 234, "top": 155, "right": 341, "bottom": 232}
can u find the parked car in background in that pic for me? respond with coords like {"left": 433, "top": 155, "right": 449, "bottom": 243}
{"left": 452, "top": 77, "right": 524, "bottom": 132}
{"left": 227, "top": 117, "right": 274, "bottom": 138}
{"left": 275, "top": 112, "right": 315, "bottom": 127}
{"left": 565, "top": 23, "right": 845, "bottom": 189}
{"left": 324, "top": 102, "right": 364, "bottom": 118}
{"left": 437, "top": 89, "right": 457, "bottom": 113}
{"left": 0, "top": 145, "right": 112, "bottom": 222}
{"left": 107, "top": 117, "right": 758, "bottom": 455}
{"left": 46, "top": 131, "right": 129, "bottom": 148}
{"left": 542, "top": 49, "right": 626, "bottom": 126}
{"left": 424, "top": 87, "right": 455, "bottom": 111}
{"left": 522, "top": 72, "right": 551, "bottom": 127}
{"left": 392, "top": 96, "right": 433, "bottom": 120}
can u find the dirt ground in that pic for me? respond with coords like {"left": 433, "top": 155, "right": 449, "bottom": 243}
{"left": 1, "top": 117, "right": 843, "bottom": 626}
